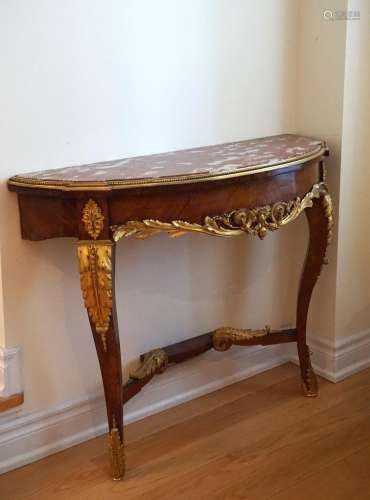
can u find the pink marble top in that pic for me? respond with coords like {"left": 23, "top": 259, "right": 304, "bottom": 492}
{"left": 9, "top": 134, "right": 325, "bottom": 189}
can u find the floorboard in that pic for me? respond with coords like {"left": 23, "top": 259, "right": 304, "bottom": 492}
{"left": 1, "top": 363, "right": 369, "bottom": 500}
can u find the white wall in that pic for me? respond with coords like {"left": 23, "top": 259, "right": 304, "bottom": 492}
{"left": 336, "top": 0, "right": 370, "bottom": 338}
{"left": 0, "top": 0, "right": 303, "bottom": 412}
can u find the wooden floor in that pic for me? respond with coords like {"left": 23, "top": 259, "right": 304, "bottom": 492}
{"left": 1, "top": 363, "right": 370, "bottom": 500}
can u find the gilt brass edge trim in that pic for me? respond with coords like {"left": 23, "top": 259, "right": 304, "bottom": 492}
{"left": 7, "top": 146, "right": 326, "bottom": 192}
{"left": 111, "top": 182, "right": 325, "bottom": 241}
{"left": 77, "top": 239, "right": 114, "bottom": 246}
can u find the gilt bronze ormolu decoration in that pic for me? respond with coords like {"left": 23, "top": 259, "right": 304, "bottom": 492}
{"left": 111, "top": 183, "right": 324, "bottom": 241}
{"left": 212, "top": 326, "right": 271, "bottom": 352}
{"left": 302, "top": 363, "right": 318, "bottom": 397}
{"left": 77, "top": 240, "right": 113, "bottom": 352}
{"left": 299, "top": 345, "right": 319, "bottom": 397}
{"left": 109, "top": 416, "right": 125, "bottom": 480}
{"left": 130, "top": 349, "right": 169, "bottom": 380}
{"left": 82, "top": 199, "right": 105, "bottom": 239}
{"left": 322, "top": 189, "right": 334, "bottom": 264}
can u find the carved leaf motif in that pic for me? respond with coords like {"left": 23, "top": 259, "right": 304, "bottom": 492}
{"left": 323, "top": 192, "right": 334, "bottom": 245}
{"left": 112, "top": 183, "right": 325, "bottom": 241}
{"left": 322, "top": 191, "right": 334, "bottom": 264}
{"left": 82, "top": 199, "right": 104, "bottom": 239}
{"left": 212, "top": 326, "right": 271, "bottom": 352}
{"left": 130, "top": 349, "right": 169, "bottom": 380}
{"left": 77, "top": 241, "right": 113, "bottom": 351}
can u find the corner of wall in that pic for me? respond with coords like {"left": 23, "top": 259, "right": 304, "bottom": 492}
{"left": 294, "top": 0, "right": 348, "bottom": 345}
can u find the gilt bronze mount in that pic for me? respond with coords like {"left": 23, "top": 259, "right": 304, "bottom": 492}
{"left": 130, "top": 349, "right": 169, "bottom": 380}
{"left": 111, "top": 182, "right": 326, "bottom": 241}
{"left": 212, "top": 326, "right": 271, "bottom": 352}
{"left": 77, "top": 240, "right": 113, "bottom": 352}
{"left": 109, "top": 416, "right": 125, "bottom": 480}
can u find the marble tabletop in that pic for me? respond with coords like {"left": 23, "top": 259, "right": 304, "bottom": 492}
{"left": 9, "top": 134, "right": 325, "bottom": 189}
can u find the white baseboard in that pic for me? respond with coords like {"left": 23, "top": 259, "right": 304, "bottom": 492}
{"left": 288, "top": 329, "right": 370, "bottom": 383}
{"left": 0, "top": 346, "right": 22, "bottom": 398}
{"left": 0, "top": 344, "right": 288, "bottom": 475}
{"left": 2, "top": 329, "right": 370, "bottom": 476}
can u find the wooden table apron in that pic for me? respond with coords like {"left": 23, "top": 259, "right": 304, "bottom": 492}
{"left": 8, "top": 156, "right": 333, "bottom": 480}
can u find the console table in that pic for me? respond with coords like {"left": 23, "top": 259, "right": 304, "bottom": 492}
{"left": 8, "top": 134, "right": 332, "bottom": 480}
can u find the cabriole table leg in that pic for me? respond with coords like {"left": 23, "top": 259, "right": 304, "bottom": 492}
{"left": 77, "top": 239, "right": 125, "bottom": 480}
{"left": 296, "top": 185, "right": 333, "bottom": 396}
